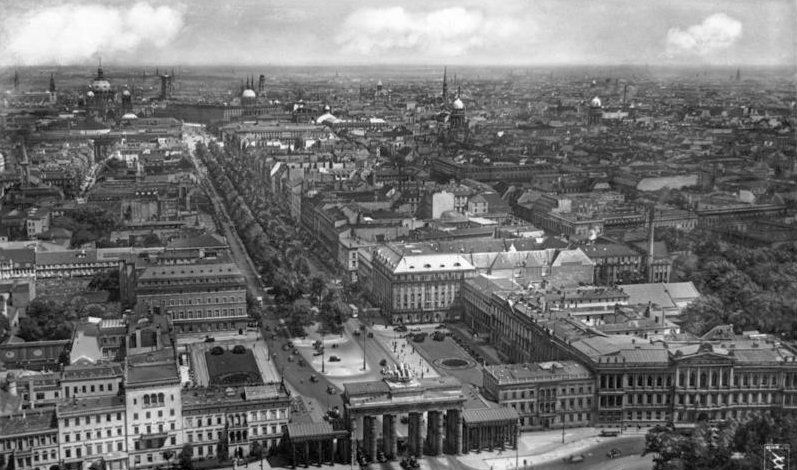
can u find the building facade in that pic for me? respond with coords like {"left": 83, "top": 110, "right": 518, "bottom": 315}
{"left": 134, "top": 261, "right": 248, "bottom": 335}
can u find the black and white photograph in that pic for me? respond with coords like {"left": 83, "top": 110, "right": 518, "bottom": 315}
{"left": 0, "top": 1, "right": 795, "bottom": 470}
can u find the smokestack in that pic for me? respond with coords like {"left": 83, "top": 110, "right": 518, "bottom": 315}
{"left": 647, "top": 204, "right": 655, "bottom": 283}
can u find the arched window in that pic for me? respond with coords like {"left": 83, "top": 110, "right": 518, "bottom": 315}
{"left": 700, "top": 373, "right": 707, "bottom": 388}
{"left": 157, "top": 393, "right": 164, "bottom": 404}
{"left": 657, "top": 376, "right": 663, "bottom": 387}
{"left": 647, "top": 376, "right": 653, "bottom": 387}
{"left": 690, "top": 373, "right": 696, "bottom": 387}
{"left": 143, "top": 395, "right": 150, "bottom": 405}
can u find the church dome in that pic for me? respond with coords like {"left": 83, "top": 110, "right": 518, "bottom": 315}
{"left": 91, "top": 79, "right": 111, "bottom": 92}
{"left": 452, "top": 98, "right": 465, "bottom": 110}
{"left": 242, "top": 89, "right": 256, "bottom": 99}
{"left": 590, "top": 96, "right": 602, "bottom": 108}
{"left": 86, "top": 91, "right": 95, "bottom": 98}
{"left": 121, "top": 113, "right": 138, "bottom": 120}
{"left": 122, "top": 89, "right": 131, "bottom": 96}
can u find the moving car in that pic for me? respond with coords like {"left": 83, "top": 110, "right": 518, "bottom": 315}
{"left": 309, "top": 375, "right": 319, "bottom": 383}
{"left": 607, "top": 448, "right": 622, "bottom": 459}
{"left": 565, "top": 454, "right": 585, "bottom": 464}
{"left": 329, "top": 356, "right": 341, "bottom": 362}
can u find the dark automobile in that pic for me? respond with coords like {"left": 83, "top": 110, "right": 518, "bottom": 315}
{"left": 607, "top": 448, "right": 621, "bottom": 459}
{"left": 599, "top": 430, "right": 620, "bottom": 437}
{"left": 327, "top": 385, "right": 337, "bottom": 394}
{"left": 394, "top": 325, "right": 408, "bottom": 333}
{"left": 565, "top": 454, "right": 585, "bottom": 464}
{"left": 329, "top": 355, "right": 341, "bottom": 362}
{"left": 310, "top": 375, "right": 319, "bottom": 383}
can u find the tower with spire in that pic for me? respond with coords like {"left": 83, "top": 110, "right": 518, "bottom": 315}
{"left": 442, "top": 66, "right": 448, "bottom": 103}
{"left": 13, "top": 70, "right": 19, "bottom": 91}
{"left": 49, "top": 73, "right": 56, "bottom": 93}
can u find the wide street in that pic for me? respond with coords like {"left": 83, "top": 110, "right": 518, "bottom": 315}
{"left": 183, "top": 127, "right": 267, "bottom": 301}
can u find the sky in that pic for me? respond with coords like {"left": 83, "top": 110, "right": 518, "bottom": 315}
{"left": 0, "top": 0, "right": 794, "bottom": 67}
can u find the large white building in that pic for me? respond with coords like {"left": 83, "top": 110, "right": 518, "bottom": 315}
{"left": 371, "top": 244, "right": 476, "bottom": 324}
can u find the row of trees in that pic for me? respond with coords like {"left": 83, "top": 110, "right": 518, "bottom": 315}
{"left": 196, "top": 140, "right": 345, "bottom": 335}
{"left": 663, "top": 228, "right": 797, "bottom": 339}
{"left": 644, "top": 412, "right": 797, "bottom": 469}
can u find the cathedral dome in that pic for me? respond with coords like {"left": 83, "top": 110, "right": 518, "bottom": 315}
{"left": 242, "top": 89, "right": 256, "bottom": 99}
{"left": 590, "top": 96, "right": 602, "bottom": 108}
{"left": 121, "top": 113, "right": 138, "bottom": 120}
{"left": 122, "top": 89, "right": 131, "bottom": 96}
{"left": 86, "top": 91, "right": 95, "bottom": 98}
{"left": 452, "top": 98, "right": 465, "bottom": 110}
{"left": 91, "top": 79, "right": 111, "bottom": 92}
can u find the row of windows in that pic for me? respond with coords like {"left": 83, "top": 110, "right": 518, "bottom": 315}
{"left": 67, "top": 382, "right": 115, "bottom": 395}
{"left": 1, "top": 434, "right": 57, "bottom": 451}
{"left": 166, "top": 295, "right": 244, "bottom": 306}
{"left": 502, "top": 385, "right": 593, "bottom": 400}
{"left": 185, "top": 409, "right": 287, "bottom": 428}
{"left": 132, "top": 394, "right": 175, "bottom": 405}
{"left": 172, "top": 308, "right": 244, "bottom": 319}
{"left": 133, "top": 423, "right": 174, "bottom": 435}
{"left": 63, "top": 412, "right": 122, "bottom": 427}
{"left": 677, "top": 392, "right": 773, "bottom": 406}
{"left": 64, "top": 440, "right": 124, "bottom": 458}
{"left": 63, "top": 427, "right": 123, "bottom": 442}
{"left": 15, "top": 449, "right": 57, "bottom": 468}
{"left": 678, "top": 371, "right": 783, "bottom": 389}
{"left": 132, "top": 409, "right": 175, "bottom": 421}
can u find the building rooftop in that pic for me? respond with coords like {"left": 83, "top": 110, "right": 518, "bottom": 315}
{"left": 0, "top": 410, "right": 57, "bottom": 437}
{"left": 62, "top": 362, "right": 123, "bottom": 381}
{"left": 462, "top": 407, "right": 520, "bottom": 424}
{"left": 485, "top": 361, "right": 591, "bottom": 384}
{"left": 57, "top": 395, "right": 125, "bottom": 416}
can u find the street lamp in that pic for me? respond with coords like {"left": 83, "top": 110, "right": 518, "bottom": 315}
{"left": 361, "top": 325, "right": 367, "bottom": 371}
{"left": 321, "top": 331, "right": 325, "bottom": 374}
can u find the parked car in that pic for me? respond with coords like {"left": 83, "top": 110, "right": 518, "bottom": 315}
{"left": 309, "top": 375, "right": 319, "bottom": 383}
{"left": 607, "top": 448, "right": 621, "bottom": 459}
{"left": 394, "top": 325, "right": 408, "bottom": 333}
{"left": 565, "top": 455, "right": 585, "bottom": 464}
{"left": 329, "top": 356, "right": 341, "bottom": 362}
{"left": 599, "top": 430, "right": 620, "bottom": 437}
{"left": 433, "top": 331, "right": 445, "bottom": 341}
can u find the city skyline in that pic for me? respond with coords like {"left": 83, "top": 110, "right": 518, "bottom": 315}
{"left": 0, "top": 0, "right": 794, "bottom": 67}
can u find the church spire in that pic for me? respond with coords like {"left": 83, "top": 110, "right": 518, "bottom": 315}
{"left": 49, "top": 73, "right": 56, "bottom": 93}
{"left": 442, "top": 66, "right": 448, "bottom": 102}
{"left": 13, "top": 70, "right": 19, "bottom": 90}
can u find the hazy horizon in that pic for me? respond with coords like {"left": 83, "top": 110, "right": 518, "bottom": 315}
{"left": 1, "top": 0, "right": 794, "bottom": 68}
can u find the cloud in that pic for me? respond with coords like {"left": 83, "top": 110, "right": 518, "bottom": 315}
{"left": 0, "top": 2, "right": 185, "bottom": 65}
{"left": 665, "top": 13, "right": 742, "bottom": 57}
{"left": 335, "top": 6, "right": 524, "bottom": 59}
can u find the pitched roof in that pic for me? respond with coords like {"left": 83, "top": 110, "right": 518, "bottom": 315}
{"left": 462, "top": 407, "right": 519, "bottom": 424}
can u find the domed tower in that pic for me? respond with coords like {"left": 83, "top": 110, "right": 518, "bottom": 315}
{"left": 88, "top": 59, "right": 114, "bottom": 120}
{"left": 450, "top": 97, "right": 466, "bottom": 129}
{"left": 121, "top": 88, "right": 132, "bottom": 113}
{"left": 241, "top": 87, "right": 257, "bottom": 115}
{"left": 587, "top": 96, "right": 603, "bottom": 126}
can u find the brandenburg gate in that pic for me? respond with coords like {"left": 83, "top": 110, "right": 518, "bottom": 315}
{"left": 343, "top": 367, "right": 466, "bottom": 461}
